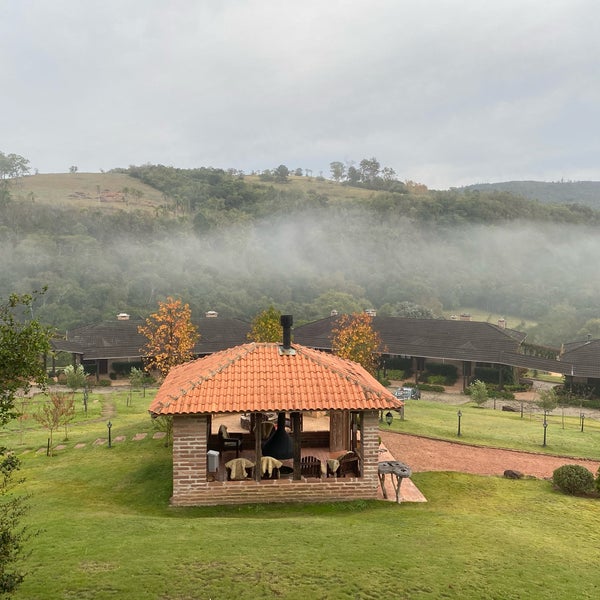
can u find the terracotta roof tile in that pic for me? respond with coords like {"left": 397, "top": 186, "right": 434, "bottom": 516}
{"left": 149, "top": 342, "right": 401, "bottom": 415}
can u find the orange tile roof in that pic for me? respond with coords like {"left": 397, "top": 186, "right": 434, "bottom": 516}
{"left": 148, "top": 342, "right": 402, "bottom": 415}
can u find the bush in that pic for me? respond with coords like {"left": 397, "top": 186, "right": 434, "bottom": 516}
{"left": 488, "top": 389, "right": 515, "bottom": 400}
{"left": 417, "top": 383, "right": 445, "bottom": 393}
{"left": 422, "top": 363, "right": 457, "bottom": 385}
{"left": 552, "top": 464, "right": 595, "bottom": 495}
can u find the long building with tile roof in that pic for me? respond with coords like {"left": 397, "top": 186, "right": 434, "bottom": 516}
{"left": 51, "top": 313, "right": 251, "bottom": 376}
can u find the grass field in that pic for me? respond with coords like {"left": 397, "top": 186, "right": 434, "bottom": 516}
{"left": 12, "top": 172, "right": 167, "bottom": 212}
{"left": 3, "top": 389, "right": 600, "bottom": 599}
{"left": 390, "top": 398, "right": 600, "bottom": 460}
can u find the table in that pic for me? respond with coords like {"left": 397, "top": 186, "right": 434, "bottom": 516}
{"left": 378, "top": 460, "right": 412, "bottom": 503}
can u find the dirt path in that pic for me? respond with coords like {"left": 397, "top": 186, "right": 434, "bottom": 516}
{"left": 379, "top": 431, "right": 600, "bottom": 479}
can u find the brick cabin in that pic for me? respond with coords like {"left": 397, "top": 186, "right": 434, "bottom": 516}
{"left": 149, "top": 320, "right": 402, "bottom": 506}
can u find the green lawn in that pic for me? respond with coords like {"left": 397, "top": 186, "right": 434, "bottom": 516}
{"left": 3, "top": 389, "right": 600, "bottom": 599}
{"left": 390, "top": 399, "right": 600, "bottom": 460}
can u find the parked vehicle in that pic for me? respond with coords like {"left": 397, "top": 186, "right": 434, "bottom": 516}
{"left": 394, "top": 386, "right": 421, "bottom": 400}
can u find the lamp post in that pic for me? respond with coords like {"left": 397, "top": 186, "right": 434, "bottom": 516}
{"left": 457, "top": 410, "right": 462, "bottom": 437}
{"left": 580, "top": 412, "right": 585, "bottom": 433}
{"left": 542, "top": 411, "right": 548, "bottom": 447}
{"left": 107, "top": 420, "right": 112, "bottom": 448}
{"left": 385, "top": 411, "right": 393, "bottom": 427}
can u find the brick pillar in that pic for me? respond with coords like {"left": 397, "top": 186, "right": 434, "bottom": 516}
{"left": 172, "top": 415, "right": 209, "bottom": 502}
{"left": 360, "top": 410, "right": 380, "bottom": 487}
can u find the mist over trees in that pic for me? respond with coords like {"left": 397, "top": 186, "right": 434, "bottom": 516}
{"left": 2, "top": 160, "right": 600, "bottom": 347}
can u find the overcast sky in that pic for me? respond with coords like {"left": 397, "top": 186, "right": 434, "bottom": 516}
{"left": 1, "top": 0, "right": 599, "bottom": 189}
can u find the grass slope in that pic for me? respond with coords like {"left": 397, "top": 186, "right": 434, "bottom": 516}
{"left": 12, "top": 172, "right": 167, "bottom": 212}
{"left": 3, "top": 389, "right": 600, "bottom": 599}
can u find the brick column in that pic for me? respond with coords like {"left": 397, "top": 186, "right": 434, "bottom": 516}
{"left": 360, "top": 410, "right": 380, "bottom": 487}
{"left": 172, "top": 415, "right": 209, "bottom": 503}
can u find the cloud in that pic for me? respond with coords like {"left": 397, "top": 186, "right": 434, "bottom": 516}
{"left": 1, "top": 0, "right": 599, "bottom": 187}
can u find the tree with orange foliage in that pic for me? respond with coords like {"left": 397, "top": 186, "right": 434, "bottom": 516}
{"left": 331, "top": 312, "right": 382, "bottom": 376}
{"left": 138, "top": 297, "right": 199, "bottom": 377}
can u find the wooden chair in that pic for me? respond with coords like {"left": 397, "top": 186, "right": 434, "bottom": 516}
{"left": 225, "top": 458, "right": 254, "bottom": 480}
{"left": 300, "top": 455, "right": 322, "bottom": 479}
{"left": 218, "top": 424, "right": 242, "bottom": 458}
{"left": 328, "top": 451, "right": 360, "bottom": 478}
{"left": 260, "top": 456, "right": 282, "bottom": 479}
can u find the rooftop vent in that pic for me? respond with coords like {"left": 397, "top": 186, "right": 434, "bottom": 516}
{"left": 460, "top": 313, "right": 471, "bottom": 321}
{"left": 205, "top": 311, "right": 218, "bottom": 318}
{"left": 365, "top": 308, "right": 377, "bottom": 317}
{"left": 330, "top": 309, "right": 338, "bottom": 316}
{"left": 117, "top": 313, "right": 130, "bottom": 320}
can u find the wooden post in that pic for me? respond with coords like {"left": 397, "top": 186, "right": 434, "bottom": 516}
{"left": 254, "top": 413, "right": 263, "bottom": 482}
{"left": 292, "top": 412, "right": 302, "bottom": 480}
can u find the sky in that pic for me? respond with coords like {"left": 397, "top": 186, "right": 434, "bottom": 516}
{"left": 2, "top": 0, "right": 599, "bottom": 189}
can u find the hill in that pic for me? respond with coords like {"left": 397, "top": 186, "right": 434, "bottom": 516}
{"left": 460, "top": 180, "right": 600, "bottom": 208}
{"left": 3, "top": 166, "right": 600, "bottom": 347}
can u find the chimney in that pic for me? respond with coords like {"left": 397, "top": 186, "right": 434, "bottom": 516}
{"left": 498, "top": 318, "right": 506, "bottom": 329}
{"left": 280, "top": 315, "right": 293, "bottom": 350}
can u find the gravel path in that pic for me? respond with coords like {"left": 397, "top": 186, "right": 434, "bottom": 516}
{"left": 379, "top": 430, "right": 600, "bottom": 479}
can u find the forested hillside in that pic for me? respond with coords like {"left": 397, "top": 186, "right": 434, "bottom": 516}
{"left": 2, "top": 163, "right": 600, "bottom": 347}
{"left": 461, "top": 180, "right": 600, "bottom": 208}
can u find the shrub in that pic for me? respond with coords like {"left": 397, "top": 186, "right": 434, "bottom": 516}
{"left": 552, "top": 464, "right": 595, "bottom": 495}
{"left": 417, "top": 383, "right": 445, "bottom": 393}
{"left": 488, "top": 389, "right": 515, "bottom": 400}
{"left": 423, "top": 362, "right": 457, "bottom": 385}
{"left": 468, "top": 379, "right": 488, "bottom": 406}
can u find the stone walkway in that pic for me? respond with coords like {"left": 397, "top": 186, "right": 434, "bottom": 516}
{"left": 34, "top": 431, "right": 165, "bottom": 454}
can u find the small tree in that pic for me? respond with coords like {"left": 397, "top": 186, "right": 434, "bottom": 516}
{"left": 35, "top": 392, "right": 75, "bottom": 452}
{"left": 247, "top": 306, "right": 282, "bottom": 343}
{"left": 129, "top": 367, "right": 154, "bottom": 398}
{"left": 331, "top": 312, "right": 382, "bottom": 376}
{"left": 536, "top": 387, "right": 559, "bottom": 414}
{"left": 469, "top": 379, "right": 488, "bottom": 406}
{"left": 274, "top": 164, "right": 289, "bottom": 183}
{"left": 64, "top": 364, "right": 86, "bottom": 396}
{"left": 152, "top": 415, "right": 173, "bottom": 447}
{"left": 138, "top": 297, "right": 199, "bottom": 378}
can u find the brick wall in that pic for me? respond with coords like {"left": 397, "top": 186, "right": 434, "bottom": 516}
{"left": 171, "top": 411, "right": 382, "bottom": 507}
